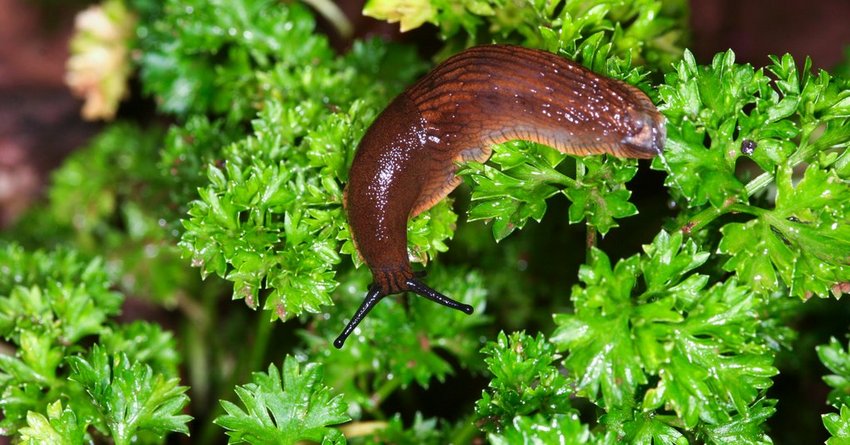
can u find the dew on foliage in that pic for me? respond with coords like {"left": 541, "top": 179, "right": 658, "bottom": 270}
{"left": 517, "top": 259, "right": 528, "bottom": 271}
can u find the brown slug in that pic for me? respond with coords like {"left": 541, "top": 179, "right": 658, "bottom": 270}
{"left": 335, "top": 44, "right": 665, "bottom": 348}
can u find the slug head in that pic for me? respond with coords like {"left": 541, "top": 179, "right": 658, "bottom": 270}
{"left": 617, "top": 99, "right": 667, "bottom": 159}
{"left": 333, "top": 277, "right": 473, "bottom": 349}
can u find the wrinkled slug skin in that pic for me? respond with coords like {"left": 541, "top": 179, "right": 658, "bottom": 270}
{"left": 345, "top": 44, "right": 665, "bottom": 294}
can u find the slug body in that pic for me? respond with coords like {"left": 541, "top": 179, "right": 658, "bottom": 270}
{"left": 335, "top": 44, "right": 665, "bottom": 348}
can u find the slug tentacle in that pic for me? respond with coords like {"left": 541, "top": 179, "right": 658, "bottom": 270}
{"left": 406, "top": 278, "right": 474, "bottom": 314}
{"left": 337, "top": 44, "right": 666, "bottom": 349}
{"left": 333, "top": 278, "right": 474, "bottom": 349}
{"left": 334, "top": 285, "right": 384, "bottom": 348}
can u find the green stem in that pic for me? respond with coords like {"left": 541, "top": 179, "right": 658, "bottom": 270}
{"left": 684, "top": 200, "right": 767, "bottom": 234}
{"left": 195, "top": 286, "right": 224, "bottom": 445}
{"left": 744, "top": 171, "right": 774, "bottom": 196}
{"left": 367, "top": 377, "right": 402, "bottom": 416}
{"left": 743, "top": 135, "right": 814, "bottom": 197}
{"left": 549, "top": 172, "right": 578, "bottom": 188}
{"left": 185, "top": 322, "right": 217, "bottom": 442}
{"left": 575, "top": 158, "right": 586, "bottom": 183}
{"left": 744, "top": 121, "right": 817, "bottom": 195}
{"left": 586, "top": 224, "right": 597, "bottom": 260}
{"left": 728, "top": 203, "right": 768, "bottom": 217}
{"left": 451, "top": 417, "right": 481, "bottom": 444}
{"left": 198, "top": 312, "right": 274, "bottom": 444}
{"left": 681, "top": 203, "right": 732, "bottom": 234}
{"left": 246, "top": 314, "right": 274, "bottom": 378}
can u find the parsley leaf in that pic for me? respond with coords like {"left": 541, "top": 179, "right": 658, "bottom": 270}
{"left": 553, "top": 231, "right": 777, "bottom": 436}
{"left": 67, "top": 346, "right": 192, "bottom": 445}
{"left": 475, "top": 331, "right": 573, "bottom": 433}
{"left": 825, "top": 405, "right": 850, "bottom": 445}
{"left": 819, "top": 337, "right": 850, "bottom": 410}
{"left": 214, "top": 356, "right": 349, "bottom": 444}
{"left": 18, "top": 401, "right": 88, "bottom": 445}
{"left": 488, "top": 413, "right": 592, "bottom": 445}
{"left": 718, "top": 166, "right": 850, "bottom": 299}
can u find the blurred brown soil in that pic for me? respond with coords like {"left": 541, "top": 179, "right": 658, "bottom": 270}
{"left": 691, "top": 1, "right": 850, "bottom": 68}
{"left": 0, "top": 0, "right": 100, "bottom": 226}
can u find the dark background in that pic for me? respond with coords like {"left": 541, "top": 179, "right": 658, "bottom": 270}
{"left": 1, "top": 1, "right": 849, "bottom": 443}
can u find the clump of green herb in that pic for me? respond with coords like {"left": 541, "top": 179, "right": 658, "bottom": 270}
{"left": 0, "top": 245, "right": 189, "bottom": 443}
{"left": 3, "top": 0, "right": 850, "bottom": 443}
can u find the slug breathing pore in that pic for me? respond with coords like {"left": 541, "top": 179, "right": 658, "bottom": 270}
{"left": 335, "top": 44, "right": 666, "bottom": 348}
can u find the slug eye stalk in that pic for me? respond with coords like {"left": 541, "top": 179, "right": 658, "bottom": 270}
{"left": 333, "top": 279, "right": 474, "bottom": 349}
